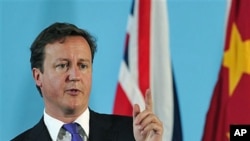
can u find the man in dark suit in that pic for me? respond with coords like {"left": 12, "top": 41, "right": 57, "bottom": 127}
{"left": 12, "top": 22, "right": 163, "bottom": 141}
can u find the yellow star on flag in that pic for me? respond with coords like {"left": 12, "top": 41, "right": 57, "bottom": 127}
{"left": 223, "top": 23, "right": 250, "bottom": 96}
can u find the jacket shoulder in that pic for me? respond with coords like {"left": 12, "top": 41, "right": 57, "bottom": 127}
{"left": 89, "top": 110, "right": 135, "bottom": 141}
{"left": 11, "top": 128, "right": 33, "bottom": 141}
{"left": 90, "top": 109, "right": 133, "bottom": 126}
{"left": 11, "top": 117, "right": 52, "bottom": 141}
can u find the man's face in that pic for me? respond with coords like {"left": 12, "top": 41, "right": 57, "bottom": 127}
{"left": 33, "top": 36, "right": 92, "bottom": 118}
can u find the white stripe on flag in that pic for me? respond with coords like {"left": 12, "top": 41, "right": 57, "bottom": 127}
{"left": 129, "top": 0, "right": 139, "bottom": 90}
{"left": 150, "top": 0, "right": 174, "bottom": 140}
{"left": 119, "top": 61, "right": 145, "bottom": 110}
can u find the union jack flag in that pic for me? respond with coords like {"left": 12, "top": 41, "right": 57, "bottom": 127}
{"left": 113, "top": 0, "right": 182, "bottom": 140}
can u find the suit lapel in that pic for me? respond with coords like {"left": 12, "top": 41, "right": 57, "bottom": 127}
{"left": 28, "top": 117, "right": 52, "bottom": 141}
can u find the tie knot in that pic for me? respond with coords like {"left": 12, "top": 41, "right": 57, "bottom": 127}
{"left": 63, "top": 123, "right": 79, "bottom": 134}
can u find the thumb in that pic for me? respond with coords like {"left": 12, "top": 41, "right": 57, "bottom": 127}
{"left": 133, "top": 104, "right": 140, "bottom": 119}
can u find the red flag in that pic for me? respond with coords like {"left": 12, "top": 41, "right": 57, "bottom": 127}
{"left": 202, "top": 0, "right": 250, "bottom": 140}
{"left": 113, "top": 0, "right": 182, "bottom": 140}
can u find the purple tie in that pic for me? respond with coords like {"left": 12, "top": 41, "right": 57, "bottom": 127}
{"left": 63, "top": 123, "right": 83, "bottom": 141}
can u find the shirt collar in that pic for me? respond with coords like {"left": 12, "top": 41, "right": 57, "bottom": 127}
{"left": 75, "top": 108, "right": 90, "bottom": 137}
{"left": 44, "top": 108, "right": 90, "bottom": 141}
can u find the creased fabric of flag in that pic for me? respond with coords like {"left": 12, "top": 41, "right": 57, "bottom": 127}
{"left": 113, "top": 0, "right": 182, "bottom": 140}
{"left": 202, "top": 0, "right": 250, "bottom": 140}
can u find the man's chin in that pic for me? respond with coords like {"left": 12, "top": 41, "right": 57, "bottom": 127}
{"left": 64, "top": 107, "right": 78, "bottom": 115}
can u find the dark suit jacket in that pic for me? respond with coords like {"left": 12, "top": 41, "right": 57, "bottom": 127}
{"left": 11, "top": 109, "right": 135, "bottom": 141}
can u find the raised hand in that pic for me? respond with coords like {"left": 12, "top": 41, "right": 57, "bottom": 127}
{"left": 133, "top": 89, "right": 163, "bottom": 141}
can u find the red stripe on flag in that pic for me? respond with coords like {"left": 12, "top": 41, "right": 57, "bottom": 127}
{"left": 138, "top": 0, "right": 151, "bottom": 96}
{"left": 113, "top": 83, "right": 133, "bottom": 116}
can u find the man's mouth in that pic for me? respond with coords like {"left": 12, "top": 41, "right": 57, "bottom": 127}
{"left": 66, "top": 89, "right": 80, "bottom": 96}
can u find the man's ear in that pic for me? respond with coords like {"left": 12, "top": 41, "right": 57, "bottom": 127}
{"left": 32, "top": 68, "right": 42, "bottom": 87}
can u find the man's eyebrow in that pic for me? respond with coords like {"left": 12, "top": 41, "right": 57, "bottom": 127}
{"left": 55, "top": 58, "right": 69, "bottom": 62}
{"left": 79, "top": 58, "right": 91, "bottom": 63}
{"left": 54, "top": 58, "right": 91, "bottom": 63}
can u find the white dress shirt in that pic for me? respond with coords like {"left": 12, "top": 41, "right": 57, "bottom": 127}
{"left": 44, "top": 108, "right": 90, "bottom": 141}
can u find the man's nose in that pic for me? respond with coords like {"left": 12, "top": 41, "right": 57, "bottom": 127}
{"left": 68, "top": 65, "right": 81, "bottom": 81}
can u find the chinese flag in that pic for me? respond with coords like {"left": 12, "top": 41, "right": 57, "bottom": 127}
{"left": 202, "top": 0, "right": 250, "bottom": 141}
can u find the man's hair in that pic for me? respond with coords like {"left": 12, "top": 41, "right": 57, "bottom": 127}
{"left": 30, "top": 22, "right": 97, "bottom": 95}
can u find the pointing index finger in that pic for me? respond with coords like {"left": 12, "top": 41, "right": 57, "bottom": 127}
{"left": 145, "top": 89, "right": 153, "bottom": 111}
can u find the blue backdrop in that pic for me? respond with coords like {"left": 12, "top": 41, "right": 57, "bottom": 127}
{"left": 0, "top": 0, "right": 226, "bottom": 140}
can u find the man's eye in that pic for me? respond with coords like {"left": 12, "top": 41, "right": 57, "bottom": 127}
{"left": 56, "top": 63, "right": 68, "bottom": 69}
{"left": 80, "top": 64, "right": 88, "bottom": 69}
